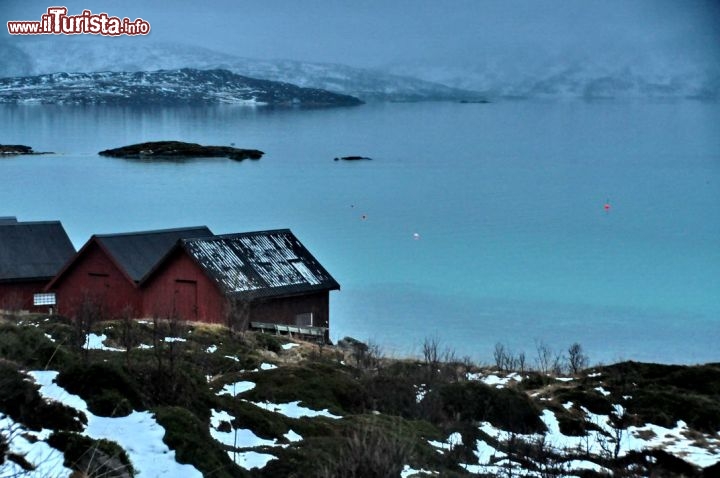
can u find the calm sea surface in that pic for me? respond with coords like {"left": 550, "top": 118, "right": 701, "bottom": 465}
{"left": 1, "top": 101, "right": 718, "bottom": 364}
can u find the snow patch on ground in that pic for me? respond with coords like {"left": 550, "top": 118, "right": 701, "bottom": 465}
{"left": 0, "top": 414, "right": 72, "bottom": 478}
{"left": 595, "top": 386, "right": 611, "bottom": 396}
{"left": 466, "top": 371, "right": 523, "bottom": 388}
{"left": 209, "top": 409, "right": 303, "bottom": 470}
{"left": 232, "top": 451, "right": 276, "bottom": 470}
{"left": 206, "top": 344, "right": 218, "bottom": 353}
{"left": 428, "top": 432, "right": 462, "bottom": 453}
{"left": 84, "top": 333, "right": 124, "bottom": 351}
{"left": 249, "top": 400, "right": 341, "bottom": 419}
{"left": 401, "top": 464, "right": 439, "bottom": 476}
{"left": 218, "top": 381, "right": 256, "bottom": 397}
{"left": 414, "top": 384, "right": 427, "bottom": 403}
{"left": 29, "top": 371, "right": 203, "bottom": 477}
{"left": 281, "top": 343, "right": 299, "bottom": 350}
{"left": 478, "top": 406, "right": 720, "bottom": 471}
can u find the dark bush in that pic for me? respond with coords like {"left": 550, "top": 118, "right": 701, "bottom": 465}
{"left": 47, "top": 432, "right": 134, "bottom": 477}
{"left": 243, "top": 362, "right": 365, "bottom": 415}
{"left": 154, "top": 406, "right": 246, "bottom": 478}
{"left": 218, "top": 399, "right": 289, "bottom": 440}
{"left": 0, "top": 362, "right": 85, "bottom": 431}
{"left": 138, "top": 366, "right": 213, "bottom": 421}
{"left": 554, "top": 388, "right": 614, "bottom": 415}
{"left": 0, "top": 322, "right": 74, "bottom": 369}
{"left": 86, "top": 389, "right": 134, "bottom": 417}
{"left": 254, "top": 333, "right": 282, "bottom": 354}
{"left": 627, "top": 390, "right": 720, "bottom": 433}
{"left": 518, "top": 372, "right": 556, "bottom": 391}
{"left": 361, "top": 373, "right": 417, "bottom": 417}
{"left": 439, "top": 381, "right": 545, "bottom": 434}
{"left": 56, "top": 361, "right": 143, "bottom": 416}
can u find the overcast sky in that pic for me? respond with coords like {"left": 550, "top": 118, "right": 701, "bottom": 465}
{"left": 3, "top": 0, "right": 719, "bottom": 70}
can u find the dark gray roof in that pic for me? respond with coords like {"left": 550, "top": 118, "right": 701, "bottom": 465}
{"left": 180, "top": 229, "right": 339, "bottom": 299}
{"left": 0, "top": 221, "right": 76, "bottom": 281}
{"left": 0, "top": 217, "right": 18, "bottom": 224}
{"left": 96, "top": 226, "right": 213, "bottom": 282}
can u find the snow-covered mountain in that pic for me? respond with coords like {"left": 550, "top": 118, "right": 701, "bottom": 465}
{"left": 387, "top": 56, "right": 720, "bottom": 100}
{"left": 0, "top": 39, "right": 484, "bottom": 102}
{"left": 0, "top": 68, "right": 363, "bottom": 106}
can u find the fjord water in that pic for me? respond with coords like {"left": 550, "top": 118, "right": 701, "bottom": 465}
{"left": 1, "top": 101, "right": 718, "bottom": 364}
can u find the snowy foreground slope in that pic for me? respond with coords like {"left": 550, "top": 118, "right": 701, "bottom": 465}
{"left": 0, "top": 68, "right": 363, "bottom": 106}
{"left": 1, "top": 318, "right": 719, "bottom": 477}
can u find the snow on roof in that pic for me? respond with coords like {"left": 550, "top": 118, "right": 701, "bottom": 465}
{"left": 180, "top": 229, "right": 339, "bottom": 299}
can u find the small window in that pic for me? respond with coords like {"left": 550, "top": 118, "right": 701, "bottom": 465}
{"left": 295, "top": 312, "right": 313, "bottom": 327}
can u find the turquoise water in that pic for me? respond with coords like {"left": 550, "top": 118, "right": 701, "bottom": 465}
{"left": 1, "top": 101, "right": 718, "bottom": 364}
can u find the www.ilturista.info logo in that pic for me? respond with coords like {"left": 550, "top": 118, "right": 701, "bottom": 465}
{"left": 7, "top": 7, "right": 150, "bottom": 36}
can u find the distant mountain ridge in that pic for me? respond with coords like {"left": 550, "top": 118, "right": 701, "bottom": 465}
{"left": 0, "top": 40, "right": 484, "bottom": 102}
{"left": 0, "top": 68, "right": 363, "bottom": 106}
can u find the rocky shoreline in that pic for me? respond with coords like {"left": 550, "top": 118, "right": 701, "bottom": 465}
{"left": 98, "top": 141, "right": 264, "bottom": 161}
{"left": 0, "top": 144, "right": 53, "bottom": 155}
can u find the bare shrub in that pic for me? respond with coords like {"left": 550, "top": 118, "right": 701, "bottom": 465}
{"left": 567, "top": 343, "right": 589, "bottom": 375}
{"left": 118, "top": 306, "right": 137, "bottom": 368}
{"left": 224, "top": 297, "right": 251, "bottom": 336}
{"left": 316, "top": 419, "right": 414, "bottom": 478}
{"left": 338, "top": 337, "right": 383, "bottom": 371}
{"left": 494, "top": 342, "right": 524, "bottom": 372}
{"left": 494, "top": 342, "right": 509, "bottom": 371}
{"left": 422, "top": 336, "right": 440, "bottom": 368}
{"left": 74, "top": 293, "right": 104, "bottom": 362}
{"left": 535, "top": 341, "right": 565, "bottom": 375}
{"left": 517, "top": 351, "right": 527, "bottom": 374}
{"left": 423, "top": 336, "right": 461, "bottom": 382}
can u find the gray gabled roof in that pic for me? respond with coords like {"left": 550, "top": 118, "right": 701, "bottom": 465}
{"left": 179, "top": 229, "right": 339, "bottom": 300}
{"left": 0, "top": 221, "right": 76, "bottom": 282}
{"left": 96, "top": 226, "right": 214, "bottom": 282}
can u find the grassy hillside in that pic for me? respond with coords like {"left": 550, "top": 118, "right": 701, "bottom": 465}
{"left": 0, "top": 313, "right": 718, "bottom": 477}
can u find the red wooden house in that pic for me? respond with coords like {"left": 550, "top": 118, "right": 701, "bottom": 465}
{"left": 0, "top": 218, "right": 75, "bottom": 312}
{"left": 141, "top": 229, "right": 340, "bottom": 332}
{"left": 45, "top": 226, "right": 213, "bottom": 318}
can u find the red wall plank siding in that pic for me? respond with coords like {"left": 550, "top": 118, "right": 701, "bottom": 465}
{"left": 48, "top": 241, "right": 141, "bottom": 318}
{"left": 141, "top": 249, "right": 225, "bottom": 323}
{"left": 142, "top": 249, "right": 331, "bottom": 329}
{"left": 0, "top": 280, "right": 51, "bottom": 312}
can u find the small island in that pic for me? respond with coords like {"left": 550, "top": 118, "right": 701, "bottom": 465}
{"left": 334, "top": 155, "right": 372, "bottom": 161}
{"left": 0, "top": 144, "right": 53, "bottom": 155}
{"left": 98, "top": 141, "right": 264, "bottom": 161}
